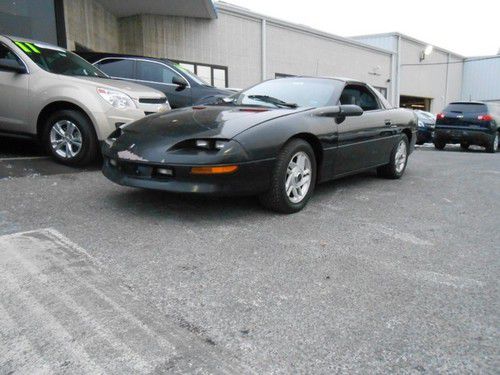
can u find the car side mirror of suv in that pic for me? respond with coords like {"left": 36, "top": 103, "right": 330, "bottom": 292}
{"left": 172, "top": 76, "right": 187, "bottom": 90}
{"left": 339, "top": 104, "right": 363, "bottom": 117}
{"left": 0, "top": 60, "right": 27, "bottom": 74}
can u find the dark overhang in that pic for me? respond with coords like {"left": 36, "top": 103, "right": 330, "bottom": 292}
{"left": 96, "top": 0, "right": 217, "bottom": 19}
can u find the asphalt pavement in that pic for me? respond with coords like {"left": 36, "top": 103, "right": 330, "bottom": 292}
{"left": 0, "top": 144, "right": 498, "bottom": 374}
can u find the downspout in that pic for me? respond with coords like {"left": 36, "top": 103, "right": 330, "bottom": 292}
{"left": 444, "top": 52, "right": 450, "bottom": 105}
{"left": 261, "top": 19, "right": 267, "bottom": 81}
{"left": 395, "top": 34, "right": 401, "bottom": 107}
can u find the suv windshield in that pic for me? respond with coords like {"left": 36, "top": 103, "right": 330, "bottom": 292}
{"left": 14, "top": 40, "right": 107, "bottom": 78}
{"left": 234, "top": 78, "right": 342, "bottom": 108}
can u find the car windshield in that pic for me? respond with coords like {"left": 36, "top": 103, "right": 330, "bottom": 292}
{"left": 174, "top": 63, "right": 210, "bottom": 86}
{"left": 14, "top": 40, "right": 107, "bottom": 78}
{"left": 444, "top": 103, "right": 487, "bottom": 114}
{"left": 233, "top": 78, "right": 342, "bottom": 108}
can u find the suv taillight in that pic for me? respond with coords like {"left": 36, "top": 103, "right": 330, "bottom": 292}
{"left": 477, "top": 114, "right": 493, "bottom": 121}
{"left": 437, "top": 113, "right": 445, "bottom": 120}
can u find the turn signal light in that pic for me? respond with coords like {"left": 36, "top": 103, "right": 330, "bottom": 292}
{"left": 190, "top": 165, "right": 239, "bottom": 175}
{"left": 478, "top": 114, "right": 493, "bottom": 121}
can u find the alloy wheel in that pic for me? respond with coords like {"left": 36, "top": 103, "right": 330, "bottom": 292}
{"left": 49, "top": 120, "right": 83, "bottom": 159}
{"left": 395, "top": 140, "right": 407, "bottom": 173}
{"left": 285, "top": 151, "right": 312, "bottom": 203}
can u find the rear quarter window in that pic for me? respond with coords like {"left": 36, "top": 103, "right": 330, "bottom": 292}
{"left": 96, "top": 59, "right": 134, "bottom": 79}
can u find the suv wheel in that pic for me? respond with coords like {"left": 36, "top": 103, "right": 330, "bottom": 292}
{"left": 259, "top": 139, "right": 316, "bottom": 214}
{"left": 433, "top": 140, "right": 446, "bottom": 150}
{"left": 485, "top": 132, "right": 499, "bottom": 154}
{"left": 42, "top": 109, "right": 98, "bottom": 166}
{"left": 377, "top": 135, "right": 409, "bottom": 179}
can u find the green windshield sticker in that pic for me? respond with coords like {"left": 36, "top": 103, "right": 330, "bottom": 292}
{"left": 14, "top": 41, "right": 32, "bottom": 53}
{"left": 25, "top": 42, "right": 41, "bottom": 53}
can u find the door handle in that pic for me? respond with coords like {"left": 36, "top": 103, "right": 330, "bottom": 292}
{"left": 384, "top": 120, "right": 392, "bottom": 126}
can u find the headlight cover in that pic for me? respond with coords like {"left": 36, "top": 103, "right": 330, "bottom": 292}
{"left": 418, "top": 120, "right": 424, "bottom": 128}
{"left": 97, "top": 88, "right": 137, "bottom": 110}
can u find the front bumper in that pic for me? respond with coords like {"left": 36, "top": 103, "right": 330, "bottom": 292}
{"left": 102, "top": 156, "right": 275, "bottom": 196}
{"left": 434, "top": 126, "right": 494, "bottom": 146}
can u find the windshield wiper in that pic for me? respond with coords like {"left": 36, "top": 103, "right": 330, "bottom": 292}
{"left": 247, "top": 95, "right": 298, "bottom": 108}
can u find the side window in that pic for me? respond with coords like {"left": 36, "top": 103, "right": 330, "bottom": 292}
{"left": 340, "top": 85, "right": 380, "bottom": 111}
{"left": 0, "top": 43, "right": 24, "bottom": 70}
{"left": 136, "top": 61, "right": 183, "bottom": 85}
{"left": 95, "top": 59, "right": 134, "bottom": 79}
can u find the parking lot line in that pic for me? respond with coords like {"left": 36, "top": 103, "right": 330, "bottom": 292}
{"left": 0, "top": 156, "right": 50, "bottom": 161}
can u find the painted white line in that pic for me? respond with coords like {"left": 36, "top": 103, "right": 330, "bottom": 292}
{"left": 0, "top": 156, "right": 50, "bottom": 161}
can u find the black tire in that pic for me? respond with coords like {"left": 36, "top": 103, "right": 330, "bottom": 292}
{"left": 485, "top": 132, "right": 499, "bottom": 154}
{"left": 42, "top": 109, "right": 98, "bottom": 166}
{"left": 259, "top": 139, "right": 316, "bottom": 214}
{"left": 433, "top": 140, "right": 446, "bottom": 150}
{"left": 460, "top": 143, "right": 469, "bottom": 151}
{"left": 377, "top": 135, "right": 409, "bottom": 179}
{"left": 416, "top": 141, "right": 424, "bottom": 146}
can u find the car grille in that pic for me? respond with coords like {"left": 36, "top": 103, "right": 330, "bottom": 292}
{"left": 139, "top": 97, "right": 167, "bottom": 104}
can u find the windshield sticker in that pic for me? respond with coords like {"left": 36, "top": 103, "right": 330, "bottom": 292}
{"left": 25, "top": 42, "right": 40, "bottom": 53}
{"left": 14, "top": 41, "right": 32, "bottom": 53}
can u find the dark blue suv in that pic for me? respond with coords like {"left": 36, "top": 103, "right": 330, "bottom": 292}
{"left": 434, "top": 102, "right": 500, "bottom": 153}
{"left": 77, "top": 52, "right": 233, "bottom": 109}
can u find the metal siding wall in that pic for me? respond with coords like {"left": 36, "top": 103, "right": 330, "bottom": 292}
{"left": 462, "top": 57, "right": 500, "bottom": 102}
{"left": 266, "top": 24, "right": 392, "bottom": 89}
{"left": 352, "top": 35, "right": 397, "bottom": 53}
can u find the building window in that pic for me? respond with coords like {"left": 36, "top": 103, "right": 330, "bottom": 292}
{"left": 373, "top": 87, "right": 388, "bottom": 99}
{"left": 0, "top": 0, "right": 64, "bottom": 46}
{"left": 175, "top": 60, "right": 228, "bottom": 88}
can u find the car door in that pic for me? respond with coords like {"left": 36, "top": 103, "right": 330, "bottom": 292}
{"left": 335, "top": 84, "right": 394, "bottom": 176}
{"left": 0, "top": 42, "right": 30, "bottom": 134}
{"left": 135, "top": 60, "right": 192, "bottom": 108}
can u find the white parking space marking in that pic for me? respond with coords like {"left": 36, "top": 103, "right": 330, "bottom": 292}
{"left": 0, "top": 156, "right": 50, "bottom": 161}
{"left": 0, "top": 229, "right": 254, "bottom": 375}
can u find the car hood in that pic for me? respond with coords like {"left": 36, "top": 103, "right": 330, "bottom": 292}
{"left": 62, "top": 76, "right": 165, "bottom": 100}
{"left": 110, "top": 105, "right": 310, "bottom": 162}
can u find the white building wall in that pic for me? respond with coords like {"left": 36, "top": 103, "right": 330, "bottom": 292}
{"left": 400, "top": 38, "right": 463, "bottom": 112}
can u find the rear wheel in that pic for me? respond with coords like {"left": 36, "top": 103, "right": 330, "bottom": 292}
{"left": 42, "top": 109, "right": 98, "bottom": 166}
{"left": 460, "top": 142, "right": 469, "bottom": 151}
{"left": 433, "top": 140, "right": 446, "bottom": 150}
{"left": 485, "top": 132, "right": 499, "bottom": 153}
{"left": 377, "top": 135, "right": 409, "bottom": 179}
{"left": 259, "top": 139, "right": 316, "bottom": 214}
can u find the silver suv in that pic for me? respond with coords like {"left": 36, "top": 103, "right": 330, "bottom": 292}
{"left": 0, "top": 35, "right": 170, "bottom": 166}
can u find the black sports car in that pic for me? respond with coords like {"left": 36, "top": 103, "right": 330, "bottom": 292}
{"left": 102, "top": 77, "right": 417, "bottom": 213}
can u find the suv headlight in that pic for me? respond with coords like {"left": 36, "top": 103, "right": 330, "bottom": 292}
{"left": 418, "top": 120, "right": 424, "bottom": 128}
{"left": 97, "top": 88, "right": 137, "bottom": 109}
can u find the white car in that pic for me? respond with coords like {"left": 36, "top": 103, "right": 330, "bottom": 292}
{"left": 0, "top": 35, "right": 170, "bottom": 165}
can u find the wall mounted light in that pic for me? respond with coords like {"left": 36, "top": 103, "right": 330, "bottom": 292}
{"left": 420, "top": 45, "right": 434, "bottom": 61}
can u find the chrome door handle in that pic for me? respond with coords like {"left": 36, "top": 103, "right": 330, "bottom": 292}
{"left": 385, "top": 120, "right": 392, "bottom": 126}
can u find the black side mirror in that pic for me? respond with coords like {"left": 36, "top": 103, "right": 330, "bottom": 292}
{"left": 339, "top": 104, "right": 363, "bottom": 117}
{"left": 172, "top": 75, "right": 187, "bottom": 87}
{"left": 0, "top": 60, "right": 27, "bottom": 74}
{"left": 313, "top": 105, "right": 363, "bottom": 118}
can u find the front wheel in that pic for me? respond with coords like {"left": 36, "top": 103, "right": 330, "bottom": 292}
{"left": 485, "top": 133, "right": 499, "bottom": 153}
{"left": 259, "top": 139, "right": 316, "bottom": 214}
{"left": 377, "top": 136, "right": 409, "bottom": 179}
{"left": 42, "top": 109, "right": 98, "bottom": 166}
